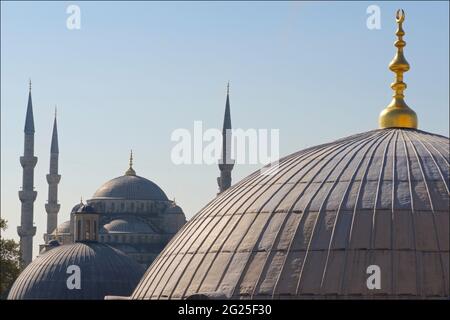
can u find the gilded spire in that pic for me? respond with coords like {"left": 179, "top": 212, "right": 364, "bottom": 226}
{"left": 125, "top": 149, "right": 136, "bottom": 176}
{"left": 379, "top": 9, "right": 417, "bottom": 129}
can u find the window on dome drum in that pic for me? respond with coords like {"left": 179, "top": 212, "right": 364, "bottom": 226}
{"left": 131, "top": 203, "right": 134, "bottom": 211}
{"left": 111, "top": 202, "right": 115, "bottom": 212}
{"left": 140, "top": 203, "right": 144, "bottom": 211}
{"left": 85, "top": 220, "right": 91, "bottom": 240}
{"left": 77, "top": 220, "right": 81, "bottom": 240}
{"left": 93, "top": 221, "right": 97, "bottom": 240}
{"left": 121, "top": 203, "right": 124, "bottom": 210}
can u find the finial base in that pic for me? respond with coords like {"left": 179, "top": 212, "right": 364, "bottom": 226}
{"left": 379, "top": 99, "right": 418, "bottom": 129}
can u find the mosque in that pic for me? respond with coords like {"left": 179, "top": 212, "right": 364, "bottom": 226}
{"left": 17, "top": 83, "right": 187, "bottom": 268}
{"left": 8, "top": 10, "right": 449, "bottom": 300}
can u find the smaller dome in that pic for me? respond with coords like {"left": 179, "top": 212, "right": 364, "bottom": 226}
{"left": 52, "top": 220, "right": 71, "bottom": 234}
{"left": 48, "top": 239, "right": 60, "bottom": 247}
{"left": 166, "top": 204, "right": 184, "bottom": 215}
{"left": 8, "top": 242, "right": 145, "bottom": 300}
{"left": 103, "top": 218, "right": 155, "bottom": 234}
{"left": 70, "top": 202, "right": 83, "bottom": 213}
{"left": 75, "top": 204, "right": 96, "bottom": 214}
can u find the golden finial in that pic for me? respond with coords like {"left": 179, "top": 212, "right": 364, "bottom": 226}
{"left": 29, "top": 79, "right": 32, "bottom": 92}
{"left": 379, "top": 9, "right": 417, "bottom": 129}
{"left": 125, "top": 149, "right": 136, "bottom": 176}
{"left": 227, "top": 81, "right": 230, "bottom": 95}
{"left": 80, "top": 196, "right": 83, "bottom": 204}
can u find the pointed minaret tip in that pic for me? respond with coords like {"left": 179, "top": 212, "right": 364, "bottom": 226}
{"left": 24, "top": 80, "right": 35, "bottom": 134}
{"left": 50, "top": 107, "right": 59, "bottom": 154}
{"left": 378, "top": 9, "right": 418, "bottom": 129}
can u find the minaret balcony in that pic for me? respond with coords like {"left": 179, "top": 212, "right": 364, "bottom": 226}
{"left": 20, "top": 156, "right": 37, "bottom": 168}
{"left": 46, "top": 174, "right": 61, "bottom": 184}
{"left": 45, "top": 203, "right": 61, "bottom": 213}
{"left": 18, "top": 190, "right": 37, "bottom": 202}
{"left": 218, "top": 162, "right": 235, "bottom": 171}
{"left": 17, "top": 226, "right": 36, "bottom": 237}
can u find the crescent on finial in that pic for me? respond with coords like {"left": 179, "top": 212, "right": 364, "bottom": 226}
{"left": 396, "top": 9, "right": 405, "bottom": 23}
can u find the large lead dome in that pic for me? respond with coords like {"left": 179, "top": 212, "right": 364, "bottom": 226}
{"left": 92, "top": 174, "right": 168, "bottom": 201}
{"left": 132, "top": 128, "right": 449, "bottom": 299}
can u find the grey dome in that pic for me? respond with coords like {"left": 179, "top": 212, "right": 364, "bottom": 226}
{"left": 75, "top": 204, "right": 96, "bottom": 213}
{"left": 71, "top": 202, "right": 83, "bottom": 213}
{"left": 52, "top": 220, "right": 71, "bottom": 234}
{"left": 104, "top": 218, "right": 156, "bottom": 234}
{"left": 132, "top": 128, "right": 449, "bottom": 299}
{"left": 92, "top": 175, "right": 168, "bottom": 201}
{"left": 8, "top": 242, "right": 145, "bottom": 300}
{"left": 166, "top": 204, "right": 184, "bottom": 215}
{"left": 48, "top": 239, "right": 60, "bottom": 247}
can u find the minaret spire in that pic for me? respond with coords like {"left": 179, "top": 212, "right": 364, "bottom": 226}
{"left": 18, "top": 81, "right": 38, "bottom": 267}
{"left": 217, "top": 82, "right": 234, "bottom": 193}
{"left": 379, "top": 9, "right": 418, "bottom": 129}
{"left": 45, "top": 109, "right": 61, "bottom": 240}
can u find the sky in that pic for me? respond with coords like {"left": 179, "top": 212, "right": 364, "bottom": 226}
{"left": 1, "top": 1, "right": 449, "bottom": 257}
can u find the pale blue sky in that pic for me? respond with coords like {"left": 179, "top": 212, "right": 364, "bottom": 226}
{"left": 1, "top": 1, "right": 448, "bottom": 256}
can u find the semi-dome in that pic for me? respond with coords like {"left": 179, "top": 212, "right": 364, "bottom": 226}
{"left": 53, "top": 220, "right": 71, "bottom": 234}
{"left": 8, "top": 242, "right": 145, "bottom": 300}
{"left": 103, "top": 218, "right": 156, "bottom": 234}
{"left": 92, "top": 175, "right": 168, "bottom": 201}
{"left": 132, "top": 128, "right": 449, "bottom": 299}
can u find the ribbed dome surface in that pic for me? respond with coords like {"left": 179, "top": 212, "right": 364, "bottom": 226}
{"left": 132, "top": 128, "right": 449, "bottom": 299}
{"left": 8, "top": 242, "right": 145, "bottom": 300}
{"left": 92, "top": 175, "right": 168, "bottom": 201}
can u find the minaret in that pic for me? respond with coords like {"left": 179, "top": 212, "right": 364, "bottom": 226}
{"left": 18, "top": 80, "right": 38, "bottom": 267}
{"left": 217, "top": 82, "right": 234, "bottom": 193}
{"left": 45, "top": 107, "right": 61, "bottom": 240}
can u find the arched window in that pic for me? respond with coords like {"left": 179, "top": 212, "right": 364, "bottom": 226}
{"left": 85, "top": 220, "right": 91, "bottom": 240}
{"left": 140, "top": 203, "right": 144, "bottom": 212}
{"left": 131, "top": 202, "right": 135, "bottom": 211}
{"left": 93, "top": 220, "right": 97, "bottom": 240}
{"left": 77, "top": 220, "right": 81, "bottom": 240}
{"left": 121, "top": 202, "right": 125, "bottom": 211}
